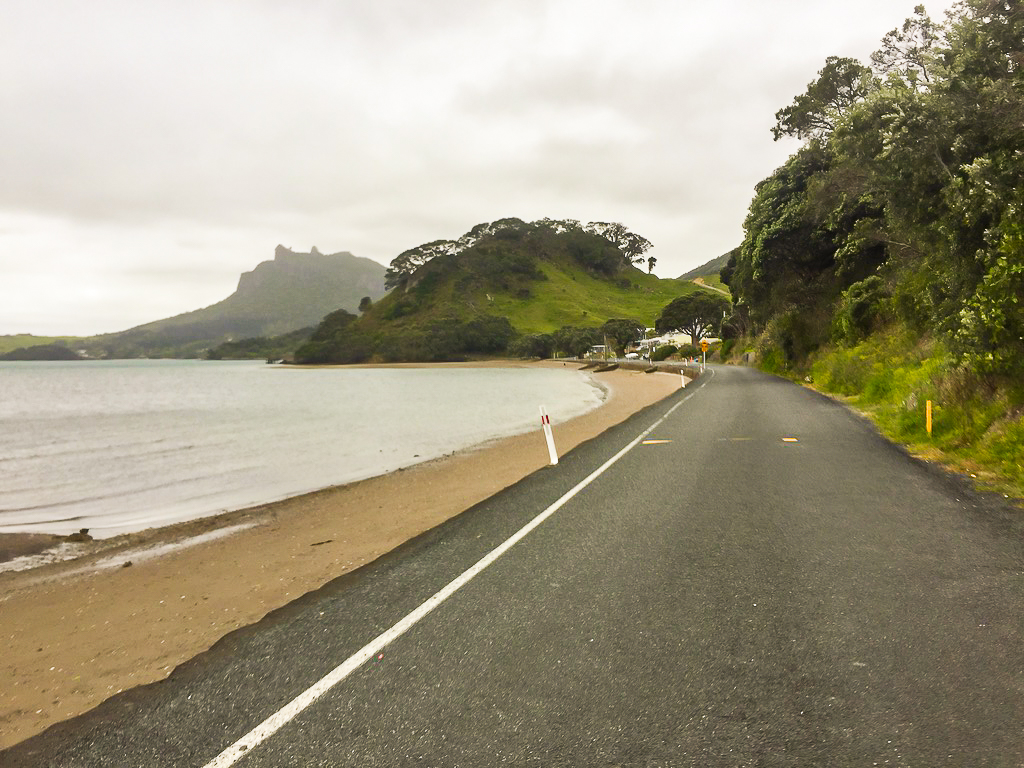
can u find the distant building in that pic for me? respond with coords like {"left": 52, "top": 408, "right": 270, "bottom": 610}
{"left": 636, "top": 332, "right": 692, "bottom": 354}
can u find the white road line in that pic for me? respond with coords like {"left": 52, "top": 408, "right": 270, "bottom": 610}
{"left": 202, "top": 373, "right": 711, "bottom": 767}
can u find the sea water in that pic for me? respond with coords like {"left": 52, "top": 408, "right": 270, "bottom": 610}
{"left": 0, "top": 360, "right": 604, "bottom": 538}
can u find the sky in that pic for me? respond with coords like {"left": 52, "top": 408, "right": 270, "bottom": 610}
{"left": 0, "top": 0, "right": 961, "bottom": 336}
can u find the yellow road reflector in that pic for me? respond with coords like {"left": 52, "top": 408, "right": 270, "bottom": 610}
{"left": 641, "top": 439, "right": 673, "bottom": 445}
{"left": 781, "top": 437, "right": 799, "bottom": 442}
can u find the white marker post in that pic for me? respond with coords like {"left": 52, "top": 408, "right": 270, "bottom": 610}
{"left": 680, "top": 370, "right": 686, "bottom": 388}
{"left": 539, "top": 406, "right": 558, "bottom": 465}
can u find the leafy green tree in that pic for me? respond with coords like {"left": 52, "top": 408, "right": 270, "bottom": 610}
{"left": 954, "top": 191, "right": 1024, "bottom": 377}
{"left": 509, "top": 333, "right": 555, "bottom": 358}
{"left": 832, "top": 276, "right": 890, "bottom": 345}
{"left": 730, "top": 144, "right": 838, "bottom": 329}
{"left": 565, "top": 230, "right": 627, "bottom": 275}
{"left": 551, "top": 325, "right": 603, "bottom": 358}
{"left": 654, "top": 293, "right": 731, "bottom": 346}
{"left": 772, "top": 56, "right": 873, "bottom": 141}
{"left": 870, "top": 4, "right": 941, "bottom": 88}
{"left": 358, "top": 296, "right": 373, "bottom": 313}
{"left": 600, "top": 318, "right": 644, "bottom": 356}
{"left": 729, "top": 0, "right": 1024, "bottom": 377}
{"left": 385, "top": 240, "right": 458, "bottom": 291}
{"left": 584, "top": 222, "right": 653, "bottom": 266}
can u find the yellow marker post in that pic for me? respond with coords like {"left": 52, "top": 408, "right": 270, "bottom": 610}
{"left": 926, "top": 400, "right": 932, "bottom": 437}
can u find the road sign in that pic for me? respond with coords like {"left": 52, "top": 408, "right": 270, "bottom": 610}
{"left": 700, "top": 339, "right": 709, "bottom": 352}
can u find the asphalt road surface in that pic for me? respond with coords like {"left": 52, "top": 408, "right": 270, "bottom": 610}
{"left": 5, "top": 365, "right": 1023, "bottom": 767}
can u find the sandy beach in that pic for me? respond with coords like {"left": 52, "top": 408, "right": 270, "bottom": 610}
{"left": 0, "top": 362, "right": 685, "bottom": 750}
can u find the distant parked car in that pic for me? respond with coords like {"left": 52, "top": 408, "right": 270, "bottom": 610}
{"left": 625, "top": 352, "right": 640, "bottom": 359}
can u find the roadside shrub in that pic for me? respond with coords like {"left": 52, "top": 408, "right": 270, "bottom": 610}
{"left": 811, "top": 346, "right": 871, "bottom": 395}
{"left": 979, "top": 411, "right": 1024, "bottom": 488}
{"left": 651, "top": 344, "right": 677, "bottom": 362}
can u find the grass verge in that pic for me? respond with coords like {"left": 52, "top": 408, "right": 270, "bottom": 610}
{"left": 807, "top": 329, "right": 1024, "bottom": 503}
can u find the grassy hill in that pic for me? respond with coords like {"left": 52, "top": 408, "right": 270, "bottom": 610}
{"left": 677, "top": 249, "right": 735, "bottom": 295}
{"left": 678, "top": 250, "right": 732, "bottom": 281}
{"left": 296, "top": 219, "right": 701, "bottom": 363}
{"left": 480, "top": 260, "right": 690, "bottom": 333}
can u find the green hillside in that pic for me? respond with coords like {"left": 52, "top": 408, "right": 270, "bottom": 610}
{"left": 676, "top": 250, "right": 735, "bottom": 297}
{"left": 296, "top": 218, "right": 700, "bottom": 363}
{"left": 488, "top": 262, "right": 690, "bottom": 333}
{"left": 677, "top": 250, "right": 733, "bottom": 281}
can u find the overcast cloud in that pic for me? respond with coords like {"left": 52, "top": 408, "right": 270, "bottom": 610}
{"left": 1, "top": 0, "right": 960, "bottom": 336}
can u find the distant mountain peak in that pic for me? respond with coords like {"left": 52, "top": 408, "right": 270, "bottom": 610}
{"left": 273, "top": 244, "right": 329, "bottom": 261}
{"left": 84, "top": 245, "right": 388, "bottom": 357}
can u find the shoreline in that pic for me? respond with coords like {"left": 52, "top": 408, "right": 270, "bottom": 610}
{"left": 0, "top": 357, "right": 608, "bottom": 552}
{"left": 0, "top": 362, "right": 685, "bottom": 750}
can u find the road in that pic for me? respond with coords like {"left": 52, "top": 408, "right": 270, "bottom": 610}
{"left": 4, "top": 365, "right": 1022, "bottom": 767}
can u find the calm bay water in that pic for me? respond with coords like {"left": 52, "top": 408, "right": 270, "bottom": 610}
{"left": 0, "top": 360, "right": 604, "bottom": 538}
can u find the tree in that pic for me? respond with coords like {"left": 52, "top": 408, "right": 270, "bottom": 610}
{"left": 871, "top": 4, "right": 941, "bottom": 89}
{"left": 730, "top": 144, "right": 836, "bottom": 329}
{"left": 600, "top": 318, "right": 644, "bottom": 356}
{"left": 384, "top": 239, "right": 459, "bottom": 290}
{"left": 584, "top": 222, "right": 653, "bottom": 266}
{"left": 654, "top": 293, "right": 731, "bottom": 346}
{"left": 308, "top": 308, "right": 358, "bottom": 343}
{"left": 647, "top": 256, "right": 657, "bottom": 274}
{"left": 509, "top": 333, "right": 555, "bottom": 359}
{"left": 728, "top": 0, "right": 1024, "bottom": 375}
{"left": 358, "top": 296, "right": 372, "bottom": 313}
{"left": 772, "top": 56, "right": 873, "bottom": 141}
{"left": 619, "top": 232, "right": 653, "bottom": 265}
{"left": 551, "top": 325, "right": 603, "bottom": 358}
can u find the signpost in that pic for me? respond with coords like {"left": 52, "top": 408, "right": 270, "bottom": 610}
{"left": 700, "top": 339, "right": 709, "bottom": 372}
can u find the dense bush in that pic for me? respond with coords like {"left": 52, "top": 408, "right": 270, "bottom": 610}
{"left": 509, "top": 334, "right": 555, "bottom": 358}
{"left": 728, "top": 3, "right": 1024, "bottom": 376}
{"left": 551, "top": 325, "right": 603, "bottom": 358}
{"left": 832, "top": 276, "right": 889, "bottom": 346}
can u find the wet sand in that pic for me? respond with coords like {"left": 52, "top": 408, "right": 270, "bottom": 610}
{"left": 0, "top": 362, "right": 685, "bottom": 749}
